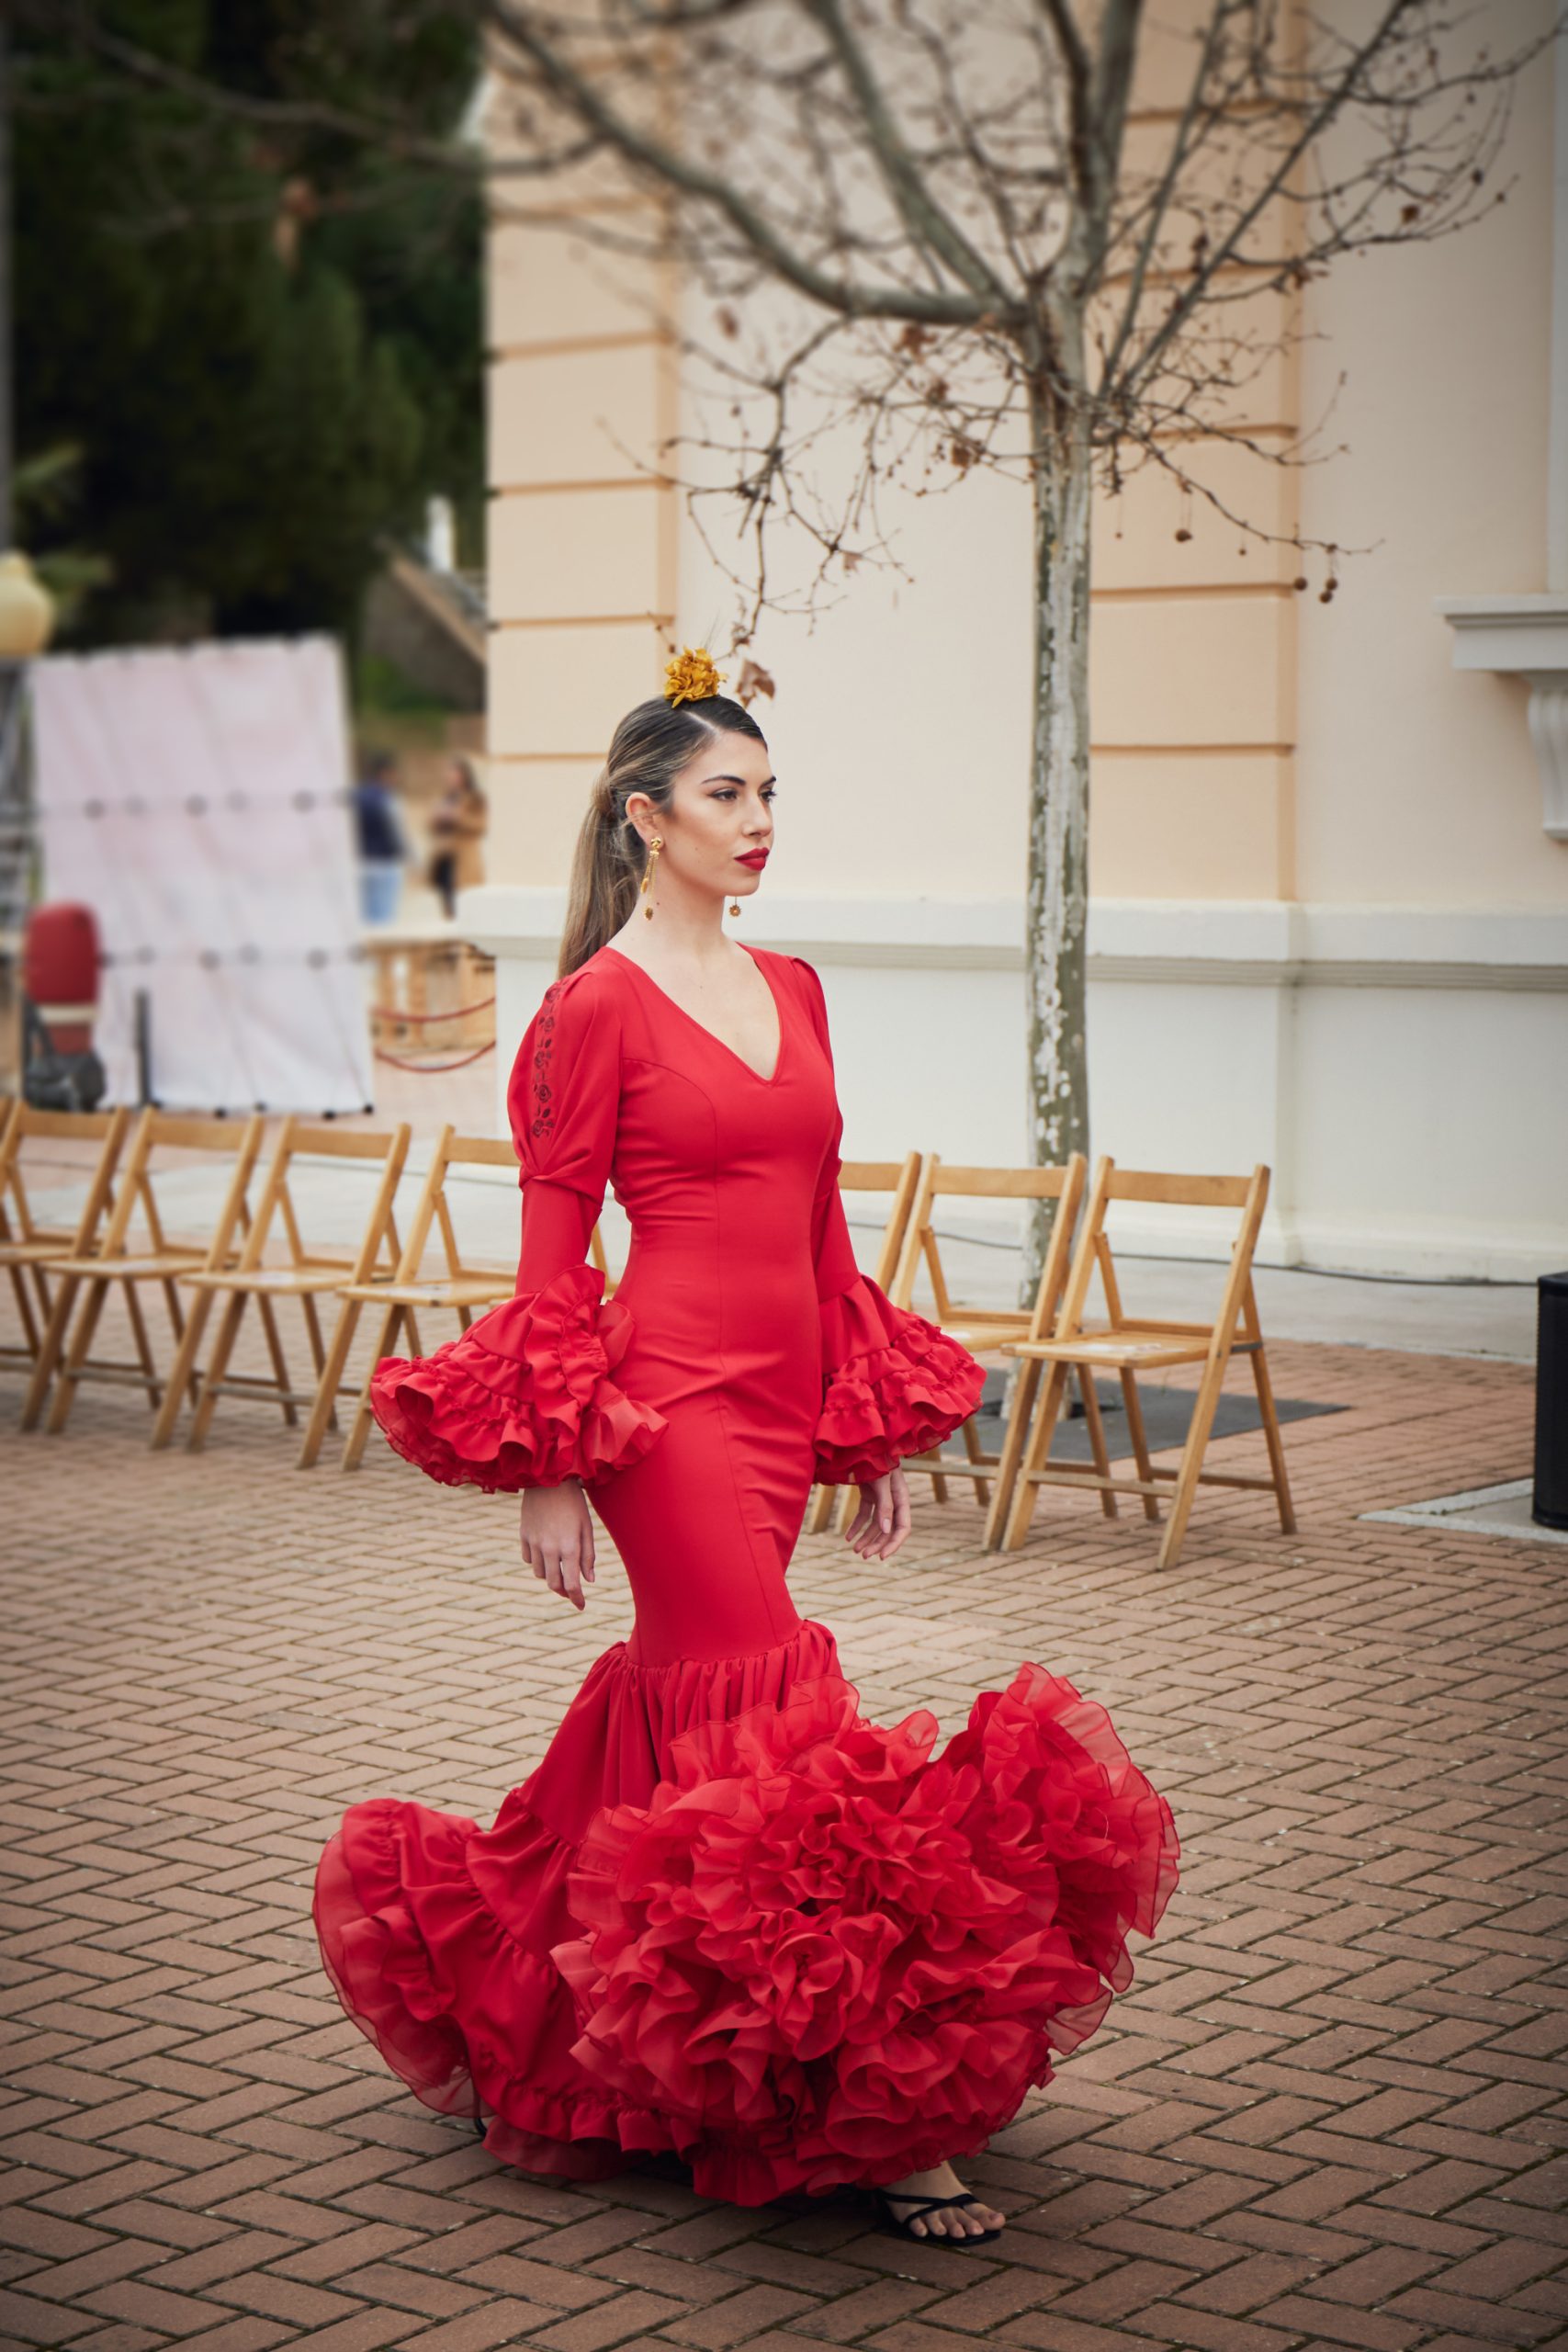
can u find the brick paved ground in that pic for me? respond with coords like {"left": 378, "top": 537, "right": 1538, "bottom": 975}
{"left": 3, "top": 1326, "right": 1564, "bottom": 2352}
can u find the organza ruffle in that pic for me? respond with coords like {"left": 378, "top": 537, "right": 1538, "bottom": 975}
{"left": 369, "top": 1261, "right": 668, "bottom": 1492}
{"left": 313, "top": 1623, "right": 1177, "bottom": 2207}
{"left": 312, "top": 1621, "right": 843, "bottom": 2186}
{"left": 814, "top": 1273, "right": 987, "bottom": 1487}
{"left": 551, "top": 1660, "right": 1179, "bottom": 2204}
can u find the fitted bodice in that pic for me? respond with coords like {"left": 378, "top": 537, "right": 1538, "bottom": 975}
{"left": 369, "top": 932, "right": 987, "bottom": 1663}
{"left": 592, "top": 944, "right": 837, "bottom": 1279}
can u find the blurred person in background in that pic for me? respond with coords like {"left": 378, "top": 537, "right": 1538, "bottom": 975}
{"left": 426, "top": 753, "right": 488, "bottom": 921}
{"left": 354, "top": 750, "right": 409, "bottom": 926}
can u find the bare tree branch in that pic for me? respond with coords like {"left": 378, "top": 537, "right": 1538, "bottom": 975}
{"left": 800, "top": 0, "right": 1014, "bottom": 305}
{"left": 485, "top": 1, "right": 1001, "bottom": 327}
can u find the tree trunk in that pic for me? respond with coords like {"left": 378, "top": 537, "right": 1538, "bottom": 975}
{"left": 1020, "top": 378, "right": 1093, "bottom": 1312}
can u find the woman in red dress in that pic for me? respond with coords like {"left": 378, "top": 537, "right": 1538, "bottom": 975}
{"left": 313, "top": 653, "right": 1179, "bottom": 2245}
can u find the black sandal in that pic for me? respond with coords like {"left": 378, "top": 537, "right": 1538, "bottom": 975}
{"left": 872, "top": 2185, "right": 1004, "bottom": 2245}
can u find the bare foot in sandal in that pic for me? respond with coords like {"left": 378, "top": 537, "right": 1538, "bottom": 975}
{"left": 876, "top": 2160, "right": 1006, "bottom": 2241}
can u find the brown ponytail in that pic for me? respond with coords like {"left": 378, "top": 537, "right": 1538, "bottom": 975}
{"left": 558, "top": 692, "right": 767, "bottom": 977}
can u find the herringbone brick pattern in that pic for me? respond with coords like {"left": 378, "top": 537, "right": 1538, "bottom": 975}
{"left": 3, "top": 1323, "right": 1564, "bottom": 2352}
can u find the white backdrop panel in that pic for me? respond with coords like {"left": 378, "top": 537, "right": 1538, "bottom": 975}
{"left": 33, "top": 637, "right": 373, "bottom": 1114}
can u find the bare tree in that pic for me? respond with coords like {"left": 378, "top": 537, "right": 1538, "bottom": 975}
{"left": 470, "top": 0, "right": 1546, "bottom": 1288}
{"left": 37, "top": 0, "right": 1551, "bottom": 1288}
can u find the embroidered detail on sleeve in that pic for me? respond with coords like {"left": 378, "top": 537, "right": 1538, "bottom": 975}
{"left": 529, "top": 979, "right": 564, "bottom": 1141}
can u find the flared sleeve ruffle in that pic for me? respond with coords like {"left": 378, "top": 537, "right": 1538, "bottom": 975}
{"left": 369, "top": 963, "right": 668, "bottom": 1491}
{"left": 814, "top": 1271, "right": 986, "bottom": 1489}
{"left": 369, "top": 1261, "right": 668, "bottom": 1493}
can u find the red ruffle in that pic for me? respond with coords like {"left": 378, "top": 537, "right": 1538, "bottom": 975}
{"left": 551, "top": 1661, "right": 1179, "bottom": 2205}
{"left": 312, "top": 1622, "right": 842, "bottom": 2187}
{"left": 369, "top": 1261, "right": 668, "bottom": 1492}
{"left": 814, "top": 1274, "right": 986, "bottom": 1486}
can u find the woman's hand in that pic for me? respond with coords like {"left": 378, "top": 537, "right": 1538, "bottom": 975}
{"left": 845, "top": 1463, "right": 911, "bottom": 1561}
{"left": 520, "top": 1477, "right": 596, "bottom": 1609}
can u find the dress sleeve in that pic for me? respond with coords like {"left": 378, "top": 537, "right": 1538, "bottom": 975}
{"left": 368, "top": 965, "right": 669, "bottom": 1492}
{"left": 789, "top": 956, "right": 986, "bottom": 1487}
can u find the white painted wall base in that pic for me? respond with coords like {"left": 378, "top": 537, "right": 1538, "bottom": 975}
{"left": 461, "top": 888, "right": 1568, "bottom": 1283}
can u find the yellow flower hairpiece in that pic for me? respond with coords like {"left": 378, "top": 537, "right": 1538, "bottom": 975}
{"left": 663, "top": 646, "right": 726, "bottom": 707}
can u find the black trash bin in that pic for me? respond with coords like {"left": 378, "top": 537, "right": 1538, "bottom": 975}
{"left": 1535, "top": 1272, "right": 1568, "bottom": 1531}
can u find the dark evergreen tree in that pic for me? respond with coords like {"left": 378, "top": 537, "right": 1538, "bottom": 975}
{"left": 16, "top": 2, "right": 482, "bottom": 646}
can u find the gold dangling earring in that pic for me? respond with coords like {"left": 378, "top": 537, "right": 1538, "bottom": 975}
{"left": 640, "top": 834, "right": 662, "bottom": 919}
{"left": 728, "top": 896, "right": 740, "bottom": 916}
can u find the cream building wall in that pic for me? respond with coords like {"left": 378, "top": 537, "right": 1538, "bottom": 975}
{"left": 469, "top": 6, "right": 1568, "bottom": 1283}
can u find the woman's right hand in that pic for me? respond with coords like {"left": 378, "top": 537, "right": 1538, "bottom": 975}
{"left": 520, "top": 1478, "right": 596, "bottom": 1609}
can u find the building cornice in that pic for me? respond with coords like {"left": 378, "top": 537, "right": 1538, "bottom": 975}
{"left": 460, "top": 888, "right": 1568, "bottom": 990}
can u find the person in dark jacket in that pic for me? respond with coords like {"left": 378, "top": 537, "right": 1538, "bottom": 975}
{"left": 354, "top": 751, "right": 409, "bottom": 925}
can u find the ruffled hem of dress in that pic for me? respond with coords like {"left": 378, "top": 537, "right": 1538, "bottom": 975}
{"left": 813, "top": 1272, "right": 987, "bottom": 1487}
{"left": 368, "top": 1260, "right": 668, "bottom": 1492}
{"left": 313, "top": 1798, "right": 682, "bottom": 2182}
{"left": 311, "top": 1619, "right": 846, "bottom": 2195}
{"left": 313, "top": 1615, "right": 1178, "bottom": 2206}
{"left": 552, "top": 1657, "right": 1180, "bottom": 2203}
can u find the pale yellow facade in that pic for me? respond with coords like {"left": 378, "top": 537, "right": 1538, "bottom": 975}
{"left": 474, "top": 5, "right": 1568, "bottom": 1279}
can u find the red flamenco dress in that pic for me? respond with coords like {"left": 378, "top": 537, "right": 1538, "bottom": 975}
{"left": 313, "top": 943, "right": 1179, "bottom": 2205}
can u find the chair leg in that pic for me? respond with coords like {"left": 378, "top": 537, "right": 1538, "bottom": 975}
{"left": 954, "top": 1405, "right": 991, "bottom": 1514}
{"left": 27, "top": 1261, "right": 54, "bottom": 1342}
{"left": 1156, "top": 1351, "right": 1233, "bottom": 1571}
{"left": 254, "top": 1294, "right": 299, "bottom": 1427}
{"left": 152, "top": 1289, "right": 215, "bottom": 1448}
{"left": 1118, "top": 1368, "right": 1162, "bottom": 1523}
{"left": 983, "top": 1357, "right": 1042, "bottom": 1550}
{"left": 121, "top": 1280, "right": 163, "bottom": 1413}
{"left": 805, "top": 1481, "right": 836, "bottom": 1535}
{"left": 159, "top": 1278, "right": 195, "bottom": 1396}
{"left": 299, "top": 1289, "right": 330, "bottom": 1385}
{"left": 1001, "top": 1362, "right": 1070, "bottom": 1550}
{"left": 20, "top": 1272, "right": 81, "bottom": 1430}
{"left": 187, "top": 1293, "right": 248, "bottom": 1451}
{"left": 8, "top": 1261, "right": 41, "bottom": 1359}
{"left": 45, "top": 1276, "right": 108, "bottom": 1436}
{"left": 343, "top": 1302, "right": 402, "bottom": 1469}
{"left": 299, "top": 1296, "right": 361, "bottom": 1468}
{"left": 1249, "top": 1343, "right": 1298, "bottom": 1534}
{"left": 1076, "top": 1371, "right": 1119, "bottom": 1520}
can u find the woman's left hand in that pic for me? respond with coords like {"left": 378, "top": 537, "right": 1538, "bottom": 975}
{"left": 845, "top": 1463, "right": 911, "bottom": 1560}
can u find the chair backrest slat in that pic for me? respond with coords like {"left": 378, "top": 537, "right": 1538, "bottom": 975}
{"left": 0, "top": 1104, "right": 129, "bottom": 1249}
{"left": 94, "top": 1109, "right": 267, "bottom": 1267}
{"left": 1106, "top": 1169, "right": 1254, "bottom": 1209}
{"left": 894, "top": 1152, "right": 1087, "bottom": 1334}
{"left": 384, "top": 1129, "right": 519, "bottom": 1289}
{"left": 1061, "top": 1157, "right": 1271, "bottom": 1345}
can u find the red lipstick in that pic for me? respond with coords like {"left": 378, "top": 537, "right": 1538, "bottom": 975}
{"left": 734, "top": 851, "right": 769, "bottom": 868}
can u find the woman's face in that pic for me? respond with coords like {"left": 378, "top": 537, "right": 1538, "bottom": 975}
{"left": 633, "top": 730, "right": 775, "bottom": 903}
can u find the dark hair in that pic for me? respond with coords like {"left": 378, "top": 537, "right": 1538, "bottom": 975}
{"left": 363, "top": 748, "right": 397, "bottom": 783}
{"left": 447, "top": 753, "right": 482, "bottom": 797}
{"left": 558, "top": 694, "right": 767, "bottom": 977}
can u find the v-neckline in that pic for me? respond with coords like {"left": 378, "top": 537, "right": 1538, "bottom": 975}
{"left": 603, "top": 941, "right": 786, "bottom": 1086}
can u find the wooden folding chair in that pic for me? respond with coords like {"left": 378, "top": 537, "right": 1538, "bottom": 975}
{"left": 990, "top": 1159, "right": 1296, "bottom": 1569}
{"left": 863, "top": 1153, "right": 1099, "bottom": 1526}
{"left": 154, "top": 1117, "right": 411, "bottom": 1453}
{"left": 803, "top": 1149, "right": 926, "bottom": 1535}
{"left": 330, "top": 1125, "right": 531, "bottom": 1470}
{"left": 0, "top": 1103, "right": 130, "bottom": 1374}
{"left": 22, "top": 1111, "right": 266, "bottom": 1434}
